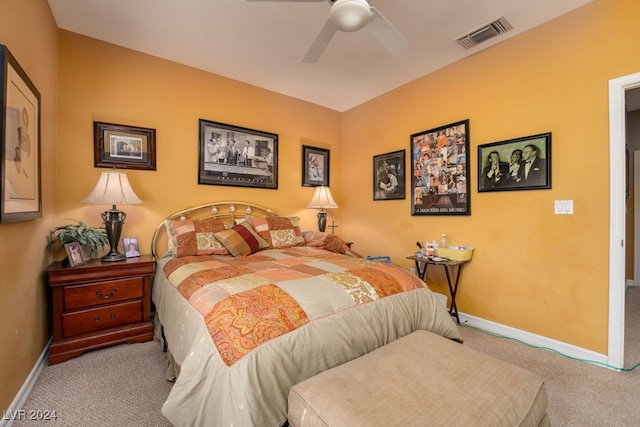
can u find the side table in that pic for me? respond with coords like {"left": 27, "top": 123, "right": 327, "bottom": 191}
{"left": 407, "top": 255, "right": 469, "bottom": 324}
{"left": 45, "top": 255, "right": 155, "bottom": 364}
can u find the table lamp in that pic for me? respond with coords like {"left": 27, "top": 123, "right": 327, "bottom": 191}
{"left": 306, "top": 186, "right": 338, "bottom": 232}
{"left": 81, "top": 170, "right": 142, "bottom": 262}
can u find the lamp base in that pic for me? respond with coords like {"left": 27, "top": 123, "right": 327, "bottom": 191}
{"left": 317, "top": 211, "right": 327, "bottom": 233}
{"left": 101, "top": 252, "right": 127, "bottom": 262}
{"left": 101, "top": 207, "right": 127, "bottom": 262}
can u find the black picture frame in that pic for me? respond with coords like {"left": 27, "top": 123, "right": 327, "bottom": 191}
{"left": 198, "top": 119, "right": 278, "bottom": 189}
{"left": 93, "top": 121, "right": 156, "bottom": 171}
{"left": 410, "top": 119, "right": 470, "bottom": 216}
{"left": 0, "top": 44, "right": 42, "bottom": 222}
{"left": 478, "top": 132, "right": 552, "bottom": 192}
{"left": 373, "top": 149, "right": 405, "bottom": 200}
{"left": 302, "top": 145, "right": 329, "bottom": 187}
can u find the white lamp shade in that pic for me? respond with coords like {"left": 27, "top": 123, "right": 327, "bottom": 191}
{"left": 81, "top": 171, "right": 142, "bottom": 206}
{"left": 307, "top": 186, "right": 338, "bottom": 209}
{"left": 330, "top": 0, "right": 373, "bottom": 32}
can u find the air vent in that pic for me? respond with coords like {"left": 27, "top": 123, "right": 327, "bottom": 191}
{"left": 456, "top": 17, "right": 513, "bottom": 49}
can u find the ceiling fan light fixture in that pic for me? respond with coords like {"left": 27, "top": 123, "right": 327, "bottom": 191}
{"left": 329, "top": 0, "right": 373, "bottom": 32}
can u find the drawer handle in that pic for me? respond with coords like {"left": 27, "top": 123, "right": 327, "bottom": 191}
{"left": 94, "top": 316, "right": 100, "bottom": 322}
{"left": 110, "top": 313, "right": 116, "bottom": 319}
{"left": 96, "top": 289, "right": 117, "bottom": 299}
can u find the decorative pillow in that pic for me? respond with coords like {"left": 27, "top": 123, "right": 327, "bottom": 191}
{"left": 303, "top": 230, "right": 348, "bottom": 254}
{"left": 166, "top": 217, "right": 234, "bottom": 257}
{"left": 213, "top": 220, "right": 269, "bottom": 257}
{"left": 249, "top": 216, "right": 305, "bottom": 249}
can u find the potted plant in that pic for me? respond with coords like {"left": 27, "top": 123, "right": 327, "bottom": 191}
{"left": 46, "top": 219, "right": 109, "bottom": 261}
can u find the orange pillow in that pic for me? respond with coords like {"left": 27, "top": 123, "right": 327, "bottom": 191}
{"left": 166, "top": 217, "right": 234, "bottom": 257}
{"left": 249, "top": 216, "right": 305, "bottom": 249}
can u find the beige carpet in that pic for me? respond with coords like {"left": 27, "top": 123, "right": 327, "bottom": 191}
{"left": 14, "top": 340, "right": 173, "bottom": 426}
{"left": 13, "top": 288, "right": 640, "bottom": 426}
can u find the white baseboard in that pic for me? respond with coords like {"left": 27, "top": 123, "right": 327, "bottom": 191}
{"left": 459, "top": 312, "right": 611, "bottom": 369}
{"left": 627, "top": 279, "right": 638, "bottom": 288}
{"left": 1, "top": 338, "right": 51, "bottom": 427}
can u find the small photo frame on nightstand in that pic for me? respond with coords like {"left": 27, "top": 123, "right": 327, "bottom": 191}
{"left": 64, "top": 242, "right": 85, "bottom": 267}
{"left": 122, "top": 236, "right": 141, "bottom": 258}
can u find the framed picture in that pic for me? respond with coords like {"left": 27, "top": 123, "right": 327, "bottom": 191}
{"left": 64, "top": 242, "right": 85, "bottom": 267}
{"left": 302, "top": 145, "right": 329, "bottom": 187}
{"left": 373, "top": 149, "right": 405, "bottom": 200}
{"left": 94, "top": 121, "right": 156, "bottom": 171}
{"left": 198, "top": 119, "right": 278, "bottom": 189}
{"left": 0, "top": 44, "right": 42, "bottom": 222}
{"left": 410, "top": 120, "right": 470, "bottom": 216}
{"left": 478, "top": 132, "right": 551, "bottom": 192}
{"left": 122, "top": 236, "right": 140, "bottom": 258}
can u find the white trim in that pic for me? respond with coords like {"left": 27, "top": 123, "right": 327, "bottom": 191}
{"left": 460, "top": 313, "right": 612, "bottom": 369}
{"left": 0, "top": 339, "right": 51, "bottom": 427}
{"left": 608, "top": 72, "right": 640, "bottom": 369}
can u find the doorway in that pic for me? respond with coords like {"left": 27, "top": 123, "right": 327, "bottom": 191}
{"left": 608, "top": 72, "right": 640, "bottom": 369}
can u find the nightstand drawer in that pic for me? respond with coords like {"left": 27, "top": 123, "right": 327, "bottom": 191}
{"left": 62, "top": 300, "right": 143, "bottom": 338}
{"left": 64, "top": 277, "right": 144, "bottom": 310}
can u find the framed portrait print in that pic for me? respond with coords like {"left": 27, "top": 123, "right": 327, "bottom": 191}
{"left": 122, "top": 236, "right": 141, "bottom": 258}
{"left": 198, "top": 119, "right": 278, "bottom": 189}
{"left": 373, "top": 149, "right": 405, "bottom": 200}
{"left": 0, "top": 44, "right": 42, "bottom": 222}
{"left": 302, "top": 145, "right": 329, "bottom": 187}
{"left": 64, "top": 242, "right": 85, "bottom": 267}
{"left": 478, "top": 132, "right": 551, "bottom": 192}
{"left": 94, "top": 121, "right": 156, "bottom": 170}
{"left": 410, "top": 119, "right": 470, "bottom": 216}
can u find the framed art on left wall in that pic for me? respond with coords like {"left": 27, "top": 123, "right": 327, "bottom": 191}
{"left": 0, "top": 44, "right": 42, "bottom": 222}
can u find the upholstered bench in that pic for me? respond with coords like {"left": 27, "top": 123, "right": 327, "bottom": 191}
{"left": 288, "top": 330, "right": 549, "bottom": 427}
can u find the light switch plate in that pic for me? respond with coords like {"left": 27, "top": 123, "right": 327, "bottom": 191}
{"left": 554, "top": 200, "right": 574, "bottom": 215}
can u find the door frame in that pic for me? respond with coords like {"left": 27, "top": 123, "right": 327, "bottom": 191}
{"left": 609, "top": 72, "right": 640, "bottom": 368}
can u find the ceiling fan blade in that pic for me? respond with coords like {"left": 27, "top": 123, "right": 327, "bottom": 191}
{"left": 303, "top": 19, "right": 338, "bottom": 63}
{"left": 368, "top": 7, "right": 408, "bottom": 56}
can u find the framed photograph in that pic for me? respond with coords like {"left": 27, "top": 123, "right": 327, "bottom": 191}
{"left": 64, "top": 242, "right": 85, "bottom": 267}
{"left": 199, "top": 119, "right": 278, "bottom": 189}
{"left": 302, "top": 145, "right": 329, "bottom": 187}
{"left": 0, "top": 44, "right": 42, "bottom": 222}
{"left": 410, "top": 119, "right": 470, "bottom": 216}
{"left": 122, "top": 236, "right": 140, "bottom": 258}
{"left": 478, "top": 132, "right": 551, "bottom": 192}
{"left": 373, "top": 149, "right": 405, "bottom": 200}
{"left": 93, "top": 121, "right": 156, "bottom": 170}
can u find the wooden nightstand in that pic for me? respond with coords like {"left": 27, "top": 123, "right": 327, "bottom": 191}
{"left": 45, "top": 255, "right": 155, "bottom": 365}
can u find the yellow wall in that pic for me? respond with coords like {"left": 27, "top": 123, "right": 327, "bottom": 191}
{"left": 342, "top": 0, "right": 640, "bottom": 353}
{"left": 4, "top": 0, "right": 640, "bottom": 412}
{"left": 0, "top": 0, "right": 58, "bottom": 413}
{"left": 55, "top": 31, "right": 343, "bottom": 256}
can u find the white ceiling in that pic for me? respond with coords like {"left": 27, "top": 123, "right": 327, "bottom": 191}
{"left": 47, "top": 0, "right": 593, "bottom": 112}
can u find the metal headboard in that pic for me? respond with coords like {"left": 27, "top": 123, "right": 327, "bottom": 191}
{"left": 151, "top": 201, "right": 279, "bottom": 259}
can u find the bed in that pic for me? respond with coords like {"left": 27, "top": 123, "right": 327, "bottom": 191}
{"left": 150, "top": 201, "right": 462, "bottom": 427}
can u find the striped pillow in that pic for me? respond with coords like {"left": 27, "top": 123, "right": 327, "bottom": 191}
{"left": 214, "top": 220, "right": 269, "bottom": 257}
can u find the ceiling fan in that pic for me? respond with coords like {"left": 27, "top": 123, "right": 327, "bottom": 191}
{"left": 247, "top": 0, "right": 408, "bottom": 63}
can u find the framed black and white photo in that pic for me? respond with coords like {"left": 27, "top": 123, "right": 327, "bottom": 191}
{"left": 199, "top": 119, "right": 278, "bottom": 189}
{"left": 64, "top": 242, "right": 85, "bottom": 267}
{"left": 478, "top": 132, "right": 551, "bottom": 192}
{"left": 373, "top": 149, "right": 405, "bottom": 200}
{"left": 93, "top": 121, "right": 156, "bottom": 170}
{"left": 302, "top": 145, "right": 329, "bottom": 187}
{"left": 410, "top": 120, "right": 470, "bottom": 215}
{"left": 0, "top": 44, "right": 42, "bottom": 222}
